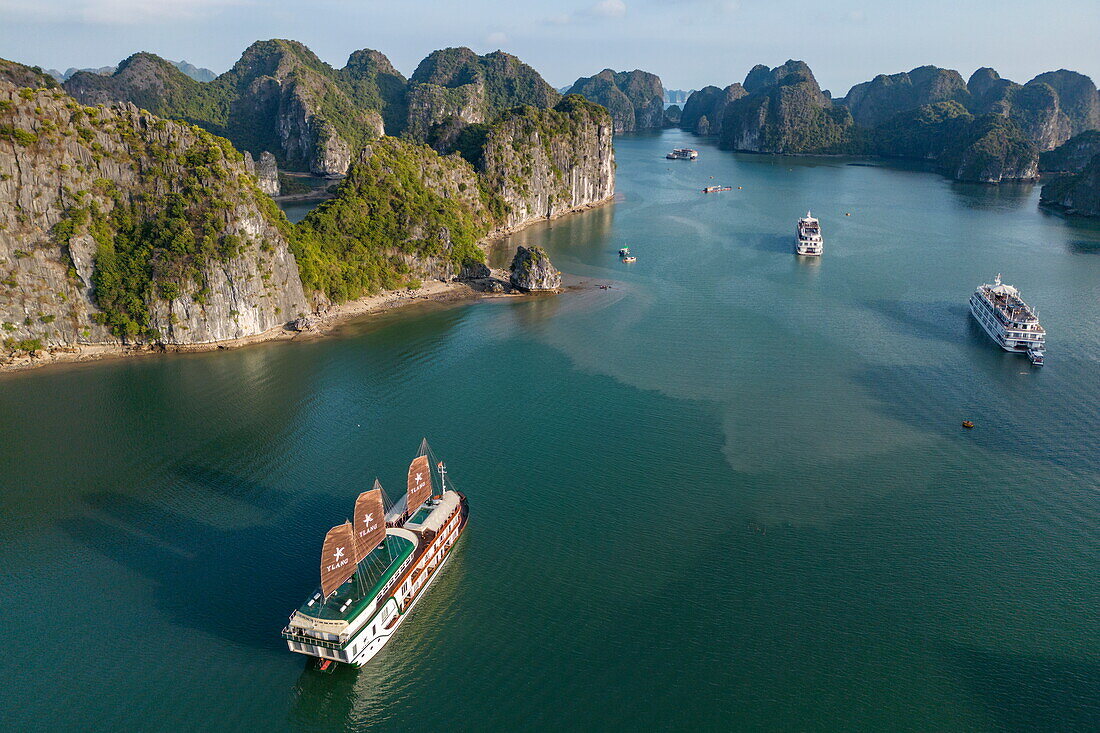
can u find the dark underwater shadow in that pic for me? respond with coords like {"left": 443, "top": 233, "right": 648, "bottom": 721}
{"left": 58, "top": 473, "right": 335, "bottom": 651}
{"left": 742, "top": 233, "right": 793, "bottom": 253}
{"left": 944, "top": 644, "right": 1100, "bottom": 731}
{"left": 863, "top": 299, "right": 971, "bottom": 345}
{"left": 948, "top": 181, "right": 1036, "bottom": 212}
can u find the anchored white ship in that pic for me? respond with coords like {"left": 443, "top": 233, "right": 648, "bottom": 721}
{"left": 281, "top": 440, "right": 469, "bottom": 668}
{"left": 795, "top": 212, "right": 823, "bottom": 256}
{"left": 969, "top": 275, "right": 1046, "bottom": 365}
{"left": 666, "top": 148, "right": 698, "bottom": 160}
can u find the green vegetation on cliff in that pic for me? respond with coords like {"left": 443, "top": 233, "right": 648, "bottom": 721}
{"left": 54, "top": 127, "right": 260, "bottom": 338}
{"left": 293, "top": 137, "right": 492, "bottom": 302}
{"left": 0, "top": 58, "right": 60, "bottom": 90}
{"left": 566, "top": 69, "right": 665, "bottom": 132}
{"left": 64, "top": 41, "right": 400, "bottom": 172}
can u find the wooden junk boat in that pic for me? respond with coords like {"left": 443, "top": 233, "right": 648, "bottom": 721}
{"left": 281, "top": 439, "right": 469, "bottom": 668}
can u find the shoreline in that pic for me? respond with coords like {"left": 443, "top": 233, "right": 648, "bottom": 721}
{"left": 0, "top": 195, "right": 618, "bottom": 375}
{"left": 0, "top": 276, "right": 512, "bottom": 374}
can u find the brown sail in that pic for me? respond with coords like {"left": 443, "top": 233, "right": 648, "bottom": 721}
{"left": 406, "top": 454, "right": 433, "bottom": 517}
{"left": 353, "top": 485, "right": 386, "bottom": 561}
{"left": 320, "top": 522, "right": 357, "bottom": 598}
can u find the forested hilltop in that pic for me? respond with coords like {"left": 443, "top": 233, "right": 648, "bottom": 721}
{"left": 0, "top": 51, "right": 615, "bottom": 359}
{"left": 61, "top": 41, "right": 568, "bottom": 177}
{"left": 681, "top": 61, "right": 1100, "bottom": 184}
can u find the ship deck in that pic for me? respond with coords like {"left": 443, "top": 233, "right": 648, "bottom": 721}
{"left": 296, "top": 534, "right": 416, "bottom": 622}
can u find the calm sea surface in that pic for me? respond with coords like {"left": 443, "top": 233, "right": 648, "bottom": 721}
{"left": 2, "top": 130, "right": 1098, "bottom": 731}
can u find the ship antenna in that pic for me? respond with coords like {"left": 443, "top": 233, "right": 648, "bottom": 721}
{"left": 438, "top": 460, "right": 447, "bottom": 494}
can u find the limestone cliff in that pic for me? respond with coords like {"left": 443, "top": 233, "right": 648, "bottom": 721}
{"left": 292, "top": 137, "right": 493, "bottom": 303}
{"left": 64, "top": 42, "right": 397, "bottom": 175}
{"left": 566, "top": 69, "right": 665, "bottom": 133}
{"left": 871, "top": 101, "right": 1038, "bottom": 183}
{"left": 404, "top": 48, "right": 560, "bottom": 141}
{"left": 477, "top": 96, "right": 615, "bottom": 230}
{"left": 718, "top": 61, "right": 855, "bottom": 154}
{"left": 0, "top": 80, "right": 307, "bottom": 352}
{"left": 968, "top": 68, "right": 1100, "bottom": 152}
{"left": 680, "top": 84, "right": 747, "bottom": 135}
{"left": 0, "top": 58, "right": 60, "bottom": 89}
{"left": 1039, "top": 130, "right": 1100, "bottom": 173}
{"left": 509, "top": 246, "right": 560, "bottom": 291}
{"left": 1040, "top": 153, "right": 1100, "bottom": 217}
{"left": 244, "top": 150, "right": 280, "bottom": 195}
{"left": 840, "top": 66, "right": 971, "bottom": 128}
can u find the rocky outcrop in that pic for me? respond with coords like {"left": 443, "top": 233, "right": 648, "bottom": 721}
{"left": 478, "top": 95, "right": 615, "bottom": 231}
{"left": 0, "top": 81, "right": 307, "bottom": 352}
{"left": 967, "top": 68, "right": 1100, "bottom": 152}
{"left": 1040, "top": 153, "right": 1100, "bottom": 217}
{"left": 718, "top": 61, "right": 855, "bottom": 153}
{"left": 840, "top": 65, "right": 971, "bottom": 128}
{"left": 404, "top": 48, "right": 559, "bottom": 141}
{"left": 566, "top": 69, "right": 665, "bottom": 133}
{"left": 0, "top": 58, "right": 60, "bottom": 89}
{"left": 680, "top": 84, "right": 747, "bottom": 135}
{"left": 509, "top": 246, "right": 560, "bottom": 291}
{"left": 664, "top": 105, "right": 681, "bottom": 126}
{"left": 293, "top": 137, "right": 494, "bottom": 300}
{"left": 871, "top": 101, "right": 1038, "bottom": 183}
{"left": 64, "top": 42, "right": 396, "bottom": 175}
{"left": 244, "top": 150, "right": 280, "bottom": 195}
{"left": 1039, "top": 130, "right": 1100, "bottom": 173}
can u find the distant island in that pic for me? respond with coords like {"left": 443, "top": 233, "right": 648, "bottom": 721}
{"left": 678, "top": 60, "right": 1100, "bottom": 186}
{"left": 47, "top": 59, "right": 217, "bottom": 83}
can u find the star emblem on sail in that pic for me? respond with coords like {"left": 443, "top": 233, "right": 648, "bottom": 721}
{"left": 319, "top": 522, "right": 357, "bottom": 597}
{"left": 353, "top": 487, "right": 387, "bottom": 563}
{"left": 407, "top": 455, "right": 433, "bottom": 516}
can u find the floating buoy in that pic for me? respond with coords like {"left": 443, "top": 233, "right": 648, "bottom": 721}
{"left": 737, "top": 186, "right": 743, "bottom": 189}
{"left": 962, "top": 420, "right": 974, "bottom": 429}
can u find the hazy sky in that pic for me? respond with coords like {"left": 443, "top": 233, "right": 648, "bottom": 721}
{"left": 1, "top": 0, "right": 1097, "bottom": 95}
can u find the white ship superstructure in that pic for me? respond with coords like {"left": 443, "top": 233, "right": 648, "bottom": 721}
{"left": 795, "top": 212, "right": 823, "bottom": 256}
{"left": 282, "top": 440, "right": 469, "bottom": 667}
{"left": 969, "top": 275, "right": 1046, "bottom": 365}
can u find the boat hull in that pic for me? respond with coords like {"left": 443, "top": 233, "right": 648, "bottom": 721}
{"left": 349, "top": 493, "right": 469, "bottom": 666}
{"left": 969, "top": 297, "right": 1035, "bottom": 353}
{"left": 285, "top": 492, "right": 469, "bottom": 668}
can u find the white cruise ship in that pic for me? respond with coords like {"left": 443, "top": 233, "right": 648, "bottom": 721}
{"left": 281, "top": 440, "right": 469, "bottom": 668}
{"left": 969, "top": 275, "right": 1046, "bottom": 365}
{"left": 795, "top": 212, "right": 823, "bottom": 256}
{"left": 666, "top": 148, "right": 698, "bottom": 160}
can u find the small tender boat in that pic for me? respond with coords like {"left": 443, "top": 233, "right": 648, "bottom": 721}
{"left": 962, "top": 421, "right": 974, "bottom": 429}
{"left": 1027, "top": 346, "right": 1045, "bottom": 366}
{"left": 618, "top": 247, "right": 630, "bottom": 256}
{"left": 703, "top": 185, "right": 732, "bottom": 193}
{"left": 623, "top": 256, "right": 637, "bottom": 263}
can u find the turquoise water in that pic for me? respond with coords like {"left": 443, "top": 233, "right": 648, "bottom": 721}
{"left": 1, "top": 130, "right": 1097, "bottom": 731}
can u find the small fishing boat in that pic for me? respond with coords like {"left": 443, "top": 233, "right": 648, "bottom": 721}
{"left": 623, "top": 256, "right": 637, "bottom": 263}
{"left": 618, "top": 247, "right": 630, "bottom": 256}
{"left": 962, "top": 421, "right": 974, "bottom": 429}
{"left": 703, "top": 185, "right": 732, "bottom": 193}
